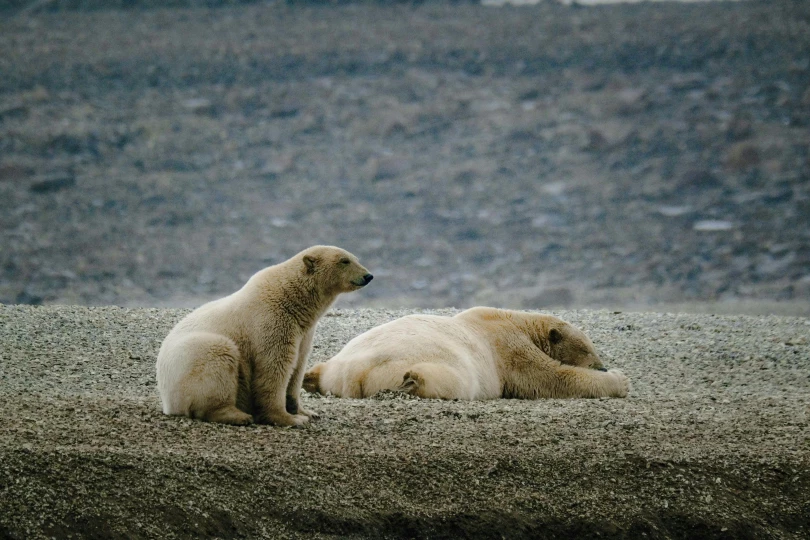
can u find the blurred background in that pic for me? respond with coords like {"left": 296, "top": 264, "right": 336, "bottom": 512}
{"left": 0, "top": 0, "right": 808, "bottom": 314}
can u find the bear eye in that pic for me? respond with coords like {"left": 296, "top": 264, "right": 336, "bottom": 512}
{"left": 340, "top": 258, "right": 351, "bottom": 265}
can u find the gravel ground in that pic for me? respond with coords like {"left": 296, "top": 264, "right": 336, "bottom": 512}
{"left": 1, "top": 304, "right": 808, "bottom": 539}
{"left": 1, "top": 0, "right": 809, "bottom": 312}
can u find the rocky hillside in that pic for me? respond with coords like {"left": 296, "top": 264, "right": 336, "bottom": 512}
{"left": 0, "top": 0, "right": 808, "bottom": 312}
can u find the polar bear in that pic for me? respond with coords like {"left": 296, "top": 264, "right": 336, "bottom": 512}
{"left": 303, "top": 307, "right": 629, "bottom": 400}
{"left": 156, "top": 245, "right": 373, "bottom": 426}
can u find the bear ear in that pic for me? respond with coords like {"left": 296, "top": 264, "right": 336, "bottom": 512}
{"left": 549, "top": 328, "right": 563, "bottom": 344}
{"left": 303, "top": 254, "right": 318, "bottom": 274}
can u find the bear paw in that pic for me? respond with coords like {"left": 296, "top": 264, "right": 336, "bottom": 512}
{"left": 607, "top": 368, "right": 630, "bottom": 398}
{"left": 205, "top": 407, "right": 254, "bottom": 426}
{"left": 397, "top": 371, "right": 424, "bottom": 395}
{"left": 298, "top": 407, "right": 320, "bottom": 420}
{"left": 262, "top": 412, "right": 311, "bottom": 427}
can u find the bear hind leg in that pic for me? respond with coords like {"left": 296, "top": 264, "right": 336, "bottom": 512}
{"left": 397, "top": 370, "right": 424, "bottom": 395}
{"left": 397, "top": 363, "right": 467, "bottom": 399}
{"left": 175, "top": 334, "right": 250, "bottom": 424}
{"left": 202, "top": 405, "right": 254, "bottom": 425}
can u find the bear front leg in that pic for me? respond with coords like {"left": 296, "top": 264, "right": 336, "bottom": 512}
{"left": 252, "top": 340, "right": 310, "bottom": 427}
{"left": 551, "top": 365, "right": 630, "bottom": 398}
{"left": 287, "top": 327, "right": 319, "bottom": 419}
{"left": 502, "top": 350, "right": 629, "bottom": 399}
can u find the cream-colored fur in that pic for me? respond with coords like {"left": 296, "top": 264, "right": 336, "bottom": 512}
{"left": 156, "top": 245, "right": 372, "bottom": 426}
{"left": 304, "top": 307, "right": 629, "bottom": 400}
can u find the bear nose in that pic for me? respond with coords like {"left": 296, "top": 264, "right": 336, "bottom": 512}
{"left": 363, "top": 273, "right": 374, "bottom": 284}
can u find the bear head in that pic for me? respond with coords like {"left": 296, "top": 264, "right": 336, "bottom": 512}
{"left": 301, "top": 245, "right": 373, "bottom": 294}
{"left": 545, "top": 320, "right": 604, "bottom": 370}
{"left": 460, "top": 308, "right": 605, "bottom": 371}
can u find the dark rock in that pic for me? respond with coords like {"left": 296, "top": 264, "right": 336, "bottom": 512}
{"left": 364, "top": 156, "right": 409, "bottom": 182}
{"left": 678, "top": 169, "right": 722, "bottom": 190}
{"left": 29, "top": 173, "right": 76, "bottom": 194}
{"left": 508, "top": 129, "right": 540, "bottom": 142}
{"left": 724, "top": 143, "right": 761, "bottom": 171}
{"left": 269, "top": 99, "right": 301, "bottom": 119}
{"left": 259, "top": 154, "right": 294, "bottom": 178}
{"left": 726, "top": 115, "right": 753, "bottom": 142}
{"left": 0, "top": 103, "right": 29, "bottom": 122}
{"left": 157, "top": 159, "right": 197, "bottom": 172}
{"left": 584, "top": 129, "right": 609, "bottom": 151}
{"left": 15, "top": 289, "right": 43, "bottom": 305}
{"left": 763, "top": 188, "right": 793, "bottom": 204}
{"left": 51, "top": 133, "right": 92, "bottom": 155}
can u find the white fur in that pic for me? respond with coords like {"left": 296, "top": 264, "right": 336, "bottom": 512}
{"left": 305, "top": 307, "right": 629, "bottom": 400}
{"left": 156, "top": 245, "right": 372, "bottom": 426}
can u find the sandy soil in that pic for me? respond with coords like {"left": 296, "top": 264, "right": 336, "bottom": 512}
{"left": 0, "top": 304, "right": 808, "bottom": 539}
{"left": 1, "top": 0, "right": 809, "bottom": 313}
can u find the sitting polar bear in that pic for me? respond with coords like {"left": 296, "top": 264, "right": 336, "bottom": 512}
{"left": 303, "top": 307, "right": 629, "bottom": 400}
{"left": 156, "top": 245, "right": 373, "bottom": 426}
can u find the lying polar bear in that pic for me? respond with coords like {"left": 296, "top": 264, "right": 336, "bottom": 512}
{"left": 156, "top": 245, "right": 373, "bottom": 426}
{"left": 304, "top": 307, "right": 629, "bottom": 400}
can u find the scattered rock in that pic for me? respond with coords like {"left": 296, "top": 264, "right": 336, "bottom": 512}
{"left": 657, "top": 205, "right": 693, "bottom": 217}
{"left": 259, "top": 153, "right": 295, "bottom": 178}
{"left": 363, "top": 156, "right": 409, "bottom": 182}
{"left": 724, "top": 143, "right": 761, "bottom": 171}
{"left": 615, "top": 87, "right": 648, "bottom": 115}
{"left": 24, "top": 85, "right": 50, "bottom": 103}
{"left": 678, "top": 169, "right": 722, "bottom": 190}
{"left": 583, "top": 129, "right": 609, "bottom": 151}
{"left": 15, "top": 289, "right": 43, "bottom": 305}
{"left": 669, "top": 73, "right": 707, "bottom": 92}
{"left": 0, "top": 0, "right": 807, "bottom": 312}
{"left": 693, "top": 220, "right": 734, "bottom": 232}
{"left": 46, "top": 133, "right": 99, "bottom": 156}
{"left": 268, "top": 98, "right": 301, "bottom": 119}
{"left": 449, "top": 160, "right": 495, "bottom": 185}
{"left": 181, "top": 98, "right": 215, "bottom": 115}
{"left": 29, "top": 173, "right": 76, "bottom": 194}
{"left": 0, "top": 103, "right": 29, "bottom": 122}
{"left": 725, "top": 114, "right": 753, "bottom": 142}
{"left": 294, "top": 113, "right": 323, "bottom": 134}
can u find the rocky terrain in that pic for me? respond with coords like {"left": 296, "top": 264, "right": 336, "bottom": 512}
{"left": 1, "top": 304, "right": 808, "bottom": 538}
{"left": 0, "top": 0, "right": 809, "bottom": 313}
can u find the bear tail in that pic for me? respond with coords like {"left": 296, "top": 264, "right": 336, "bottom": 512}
{"left": 303, "top": 363, "right": 324, "bottom": 394}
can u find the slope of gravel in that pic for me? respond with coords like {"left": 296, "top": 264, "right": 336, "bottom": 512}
{"left": 1, "top": 0, "right": 809, "bottom": 312}
{"left": 0, "top": 304, "right": 808, "bottom": 539}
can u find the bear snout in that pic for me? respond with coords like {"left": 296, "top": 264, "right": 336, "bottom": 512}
{"left": 351, "top": 273, "right": 374, "bottom": 287}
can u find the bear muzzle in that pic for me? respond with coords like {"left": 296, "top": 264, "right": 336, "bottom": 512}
{"left": 589, "top": 355, "right": 605, "bottom": 371}
{"left": 352, "top": 273, "right": 374, "bottom": 287}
